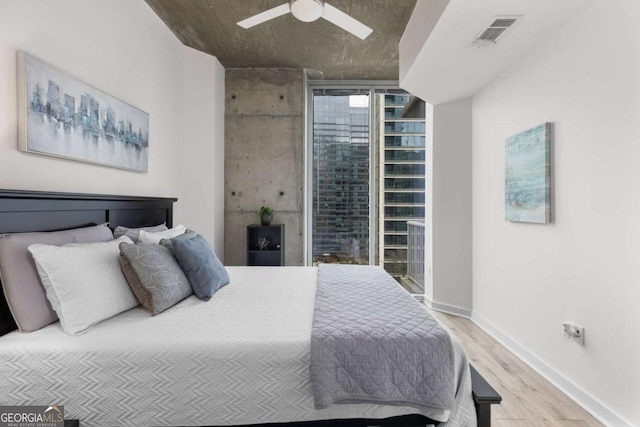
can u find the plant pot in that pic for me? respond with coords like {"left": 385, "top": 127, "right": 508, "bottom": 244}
{"left": 260, "top": 212, "right": 272, "bottom": 226}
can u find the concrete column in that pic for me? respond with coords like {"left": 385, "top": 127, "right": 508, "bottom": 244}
{"left": 224, "top": 68, "right": 305, "bottom": 265}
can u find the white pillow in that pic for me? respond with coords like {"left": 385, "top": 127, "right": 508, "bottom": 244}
{"left": 138, "top": 224, "right": 187, "bottom": 244}
{"left": 28, "top": 236, "right": 138, "bottom": 335}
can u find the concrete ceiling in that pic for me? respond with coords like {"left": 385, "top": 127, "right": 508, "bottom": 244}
{"left": 400, "top": 0, "right": 597, "bottom": 104}
{"left": 144, "top": 0, "right": 417, "bottom": 80}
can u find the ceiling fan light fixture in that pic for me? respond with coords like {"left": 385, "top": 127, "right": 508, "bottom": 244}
{"left": 237, "top": 0, "right": 372, "bottom": 40}
{"left": 290, "top": 0, "right": 324, "bottom": 22}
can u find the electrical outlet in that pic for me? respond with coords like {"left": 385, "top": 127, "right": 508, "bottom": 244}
{"left": 562, "top": 322, "right": 585, "bottom": 345}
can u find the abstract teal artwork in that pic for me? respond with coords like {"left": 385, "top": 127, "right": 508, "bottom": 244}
{"left": 505, "top": 123, "right": 551, "bottom": 223}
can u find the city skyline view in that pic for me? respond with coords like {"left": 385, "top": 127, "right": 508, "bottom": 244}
{"left": 311, "top": 90, "right": 426, "bottom": 291}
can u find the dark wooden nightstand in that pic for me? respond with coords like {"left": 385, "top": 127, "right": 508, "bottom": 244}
{"left": 247, "top": 224, "right": 284, "bottom": 266}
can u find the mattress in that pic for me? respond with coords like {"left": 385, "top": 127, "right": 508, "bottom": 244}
{"left": 0, "top": 266, "right": 476, "bottom": 427}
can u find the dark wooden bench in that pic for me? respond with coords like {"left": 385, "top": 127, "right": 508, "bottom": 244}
{"left": 471, "top": 365, "right": 502, "bottom": 427}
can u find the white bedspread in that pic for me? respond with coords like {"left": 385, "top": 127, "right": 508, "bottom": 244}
{"left": 0, "top": 266, "right": 476, "bottom": 427}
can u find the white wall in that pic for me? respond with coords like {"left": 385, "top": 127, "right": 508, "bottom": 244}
{"left": 212, "top": 56, "right": 226, "bottom": 259}
{"left": 0, "top": 0, "right": 185, "bottom": 219}
{"left": 398, "top": 0, "right": 449, "bottom": 84}
{"left": 182, "top": 47, "right": 226, "bottom": 257}
{"left": 473, "top": 0, "right": 640, "bottom": 425}
{"left": 431, "top": 98, "right": 472, "bottom": 316}
{"left": 0, "top": 1, "right": 227, "bottom": 237}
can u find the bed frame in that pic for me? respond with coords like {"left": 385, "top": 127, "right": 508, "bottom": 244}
{"left": 0, "top": 189, "right": 176, "bottom": 336}
{"left": 0, "top": 189, "right": 501, "bottom": 427}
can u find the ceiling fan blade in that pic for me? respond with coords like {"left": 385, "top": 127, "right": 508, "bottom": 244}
{"left": 321, "top": 3, "right": 373, "bottom": 40}
{"left": 237, "top": 3, "right": 291, "bottom": 29}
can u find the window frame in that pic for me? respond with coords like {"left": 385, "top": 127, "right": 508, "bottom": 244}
{"left": 304, "top": 80, "right": 402, "bottom": 266}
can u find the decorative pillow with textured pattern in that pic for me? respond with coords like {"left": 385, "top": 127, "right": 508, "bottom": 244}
{"left": 119, "top": 242, "right": 192, "bottom": 315}
{"left": 113, "top": 223, "right": 168, "bottom": 243}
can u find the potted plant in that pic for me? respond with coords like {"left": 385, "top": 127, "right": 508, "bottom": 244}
{"left": 259, "top": 206, "right": 273, "bottom": 226}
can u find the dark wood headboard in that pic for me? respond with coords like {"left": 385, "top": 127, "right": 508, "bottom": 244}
{"left": 0, "top": 189, "right": 177, "bottom": 336}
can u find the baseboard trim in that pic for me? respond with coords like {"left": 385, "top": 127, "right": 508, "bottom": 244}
{"left": 471, "top": 311, "right": 634, "bottom": 427}
{"left": 424, "top": 295, "right": 472, "bottom": 318}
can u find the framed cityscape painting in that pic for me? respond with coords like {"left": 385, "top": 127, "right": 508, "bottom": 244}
{"left": 505, "top": 122, "right": 552, "bottom": 223}
{"left": 17, "top": 51, "right": 149, "bottom": 172}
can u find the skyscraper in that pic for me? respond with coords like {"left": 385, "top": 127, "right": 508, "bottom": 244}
{"left": 312, "top": 93, "right": 370, "bottom": 264}
{"left": 377, "top": 94, "right": 426, "bottom": 285}
{"left": 311, "top": 90, "right": 427, "bottom": 290}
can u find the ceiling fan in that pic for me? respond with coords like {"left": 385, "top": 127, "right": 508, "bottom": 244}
{"left": 237, "top": 0, "right": 373, "bottom": 40}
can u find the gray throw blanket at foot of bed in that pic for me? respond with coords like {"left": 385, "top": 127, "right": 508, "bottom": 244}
{"left": 310, "top": 264, "right": 455, "bottom": 411}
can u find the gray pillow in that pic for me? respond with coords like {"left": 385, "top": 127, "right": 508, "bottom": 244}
{"left": 113, "top": 223, "right": 168, "bottom": 243}
{"left": 159, "top": 229, "right": 197, "bottom": 251}
{"left": 119, "top": 242, "right": 192, "bottom": 315}
{"left": 162, "top": 233, "right": 229, "bottom": 301}
{"left": 0, "top": 224, "right": 114, "bottom": 332}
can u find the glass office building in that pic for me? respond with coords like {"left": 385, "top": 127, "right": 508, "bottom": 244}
{"left": 377, "top": 94, "right": 426, "bottom": 284}
{"left": 311, "top": 89, "right": 426, "bottom": 292}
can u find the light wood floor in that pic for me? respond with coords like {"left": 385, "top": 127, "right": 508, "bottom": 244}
{"left": 431, "top": 311, "right": 605, "bottom": 427}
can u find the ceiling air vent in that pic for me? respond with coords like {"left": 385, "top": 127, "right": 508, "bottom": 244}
{"left": 470, "top": 16, "right": 521, "bottom": 48}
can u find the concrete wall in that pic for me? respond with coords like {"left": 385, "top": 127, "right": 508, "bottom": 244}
{"left": 224, "top": 69, "right": 304, "bottom": 266}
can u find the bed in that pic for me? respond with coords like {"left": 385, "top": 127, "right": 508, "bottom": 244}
{"left": 0, "top": 189, "right": 500, "bottom": 427}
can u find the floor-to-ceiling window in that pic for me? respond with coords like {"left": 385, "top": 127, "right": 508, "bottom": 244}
{"left": 307, "top": 83, "right": 428, "bottom": 295}
{"left": 311, "top": 89, "right": 371, "bottom": 265}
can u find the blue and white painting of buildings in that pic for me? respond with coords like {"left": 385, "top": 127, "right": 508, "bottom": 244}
{"left": 505, "top": 123, "right": 551, "bottom": 223}
{"left": 19, "top": 52, "right": 149, "bottom": 172}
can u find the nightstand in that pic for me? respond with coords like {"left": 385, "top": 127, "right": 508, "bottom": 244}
{"left": 247, "top": 224, "right": 284, "bottom": 266}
